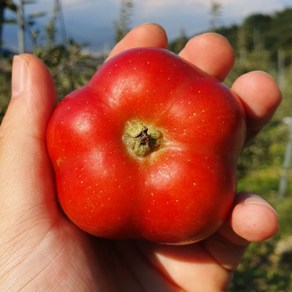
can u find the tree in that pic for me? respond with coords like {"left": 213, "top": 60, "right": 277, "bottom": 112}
{"left": 0, "top": 0, "right": 17, "bottom": 49}
{"left": 113, "top": 0, "right": 134, "bottom": 43}
{"left": 209, "top": 0, "right": 222, "bottom": 31}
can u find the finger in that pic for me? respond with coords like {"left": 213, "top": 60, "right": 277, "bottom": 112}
{"left": 227, "top": 193, "right": 278, "bottom": 242}
{"left": 232, "top": 71, "right": 282, "bottom": 140}
{"left": 1, "top": 54, "right": 56, "bottom": 138}
{"left": 179, "top": 33, "right": 235, "bottom": 81}
{"left": 136, "top": 237, "right": 232, "bottom": 291}
{"left": 204, "top": 193, "right": 278, "bottom": 270}
{"left": 107, "top": 23, "right": 168, "bottom": 60}
{"left": 0, "top": 54, "right": 57, "bottom": 215}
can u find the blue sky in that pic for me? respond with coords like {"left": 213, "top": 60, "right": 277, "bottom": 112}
{"left": 3, "top": 0, "right": 292, "bottom": 52}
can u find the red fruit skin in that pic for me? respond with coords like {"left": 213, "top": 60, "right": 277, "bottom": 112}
{"left": 46, "top": 48, "right": 246, "bottom": 244}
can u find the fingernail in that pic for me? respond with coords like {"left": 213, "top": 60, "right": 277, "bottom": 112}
{"left": 12, "top": 55, "right": 27, "bottom": 97}
{"left": 243, "top": 194, "right": 278, "bottom": 215}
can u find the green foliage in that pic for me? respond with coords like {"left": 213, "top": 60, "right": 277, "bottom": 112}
{"left": 280, "top": 65, "right": 292, "bottom": 117}
{"left": 168, "top": 29, "right": 188, "bottom": 53}
{"left": 0, "top": 57, "right": 12, "bottom": 122}
{"left": 237, "top": 120, "right": 287, "bottom": 180}
{"left": 230, "top": 238, "right": 292, "bottom": 292}
{"left": 33, "top": 40, "right": 99, "bottom": 99}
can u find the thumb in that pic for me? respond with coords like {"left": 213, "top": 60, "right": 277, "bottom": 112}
{"left": 1, "top": 54, "right": 56, "bottom": 138}
{"left": 0, "top": 54, "right": 57, "bottom": 218}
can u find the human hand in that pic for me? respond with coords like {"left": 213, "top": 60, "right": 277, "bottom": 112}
{"left": 0, "top": 23, "right": 280, "bottom": 291}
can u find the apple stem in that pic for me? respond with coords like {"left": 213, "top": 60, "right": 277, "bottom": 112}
{"left": 123, "top": 120, "right": 163, "bottom": 157}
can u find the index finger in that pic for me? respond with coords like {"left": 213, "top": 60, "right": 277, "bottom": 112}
{"left": 107, "top": 23, "right": 168, "bottom": 60}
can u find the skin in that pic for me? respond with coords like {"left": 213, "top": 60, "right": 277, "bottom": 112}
{"left": 0, "top": 23, "right": 281, "bottom": 291}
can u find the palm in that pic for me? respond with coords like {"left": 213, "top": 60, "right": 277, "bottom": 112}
{"left": 10, "top": 209, "right": 233, "bottom": 291}
{"left": 0, "top": 138, "right": 230, "bottom": 291}
{"left": 4, "top": 162, "right": 233, "bottom": 291}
